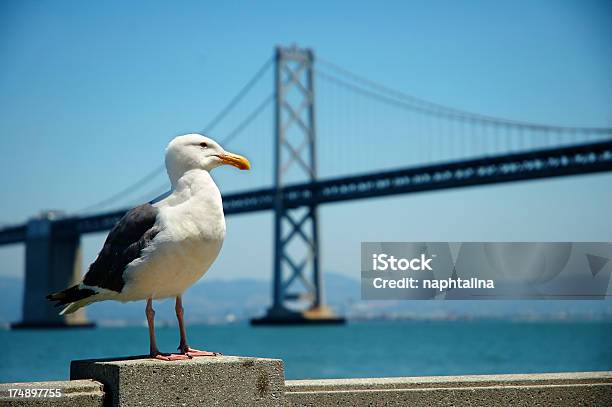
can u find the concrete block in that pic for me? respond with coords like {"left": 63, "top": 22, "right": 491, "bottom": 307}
{"left": 70, "top": 355, "right": 284, "bottom": 407}
{"left": 0, "top": 379, "right": 103, "bottom": 407}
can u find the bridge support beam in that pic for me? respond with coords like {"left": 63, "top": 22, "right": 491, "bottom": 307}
{"left": 252, "top": 46, "right": 344, "bottom": 325}
{"left": 12, "top": 215, "right": 94, "bottom": 329}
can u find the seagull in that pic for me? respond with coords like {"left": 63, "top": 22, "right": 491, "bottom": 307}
{"left": 47, "top": 134, "right": 250, "bottom": 360}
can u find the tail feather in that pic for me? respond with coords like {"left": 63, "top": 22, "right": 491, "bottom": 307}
{"left": 59, "top": 298, "right": 95, "bottom": 315}
{"left": 47, "top": 285, "right": 97, "bottom": 314}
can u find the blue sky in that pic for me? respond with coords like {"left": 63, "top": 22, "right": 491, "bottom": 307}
{"left": 0, "top": 0, "right": 611, "bottom": 283}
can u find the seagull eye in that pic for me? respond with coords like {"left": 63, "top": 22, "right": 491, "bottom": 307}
{"left": 199, "top": 142, "right": 208, "bottom": 149}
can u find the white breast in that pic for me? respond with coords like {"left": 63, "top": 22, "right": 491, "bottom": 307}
{"left": 119, "top": 170, "right": 226, "bottom": 301}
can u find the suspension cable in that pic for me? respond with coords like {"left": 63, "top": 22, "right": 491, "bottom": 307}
{"left": 201, "top": 56, "right": 273, "bottom": 134}
{"left": 220, "top": 93, "right": 274, "bottom": 146}
{"left": 76, "top": 164, "right": 165, "bottom": 214}
{"left": 75, "top": 57, "right": 273, "bottom": 214}
{"left": 317, "top": 57, "right": 612, "bottom": 133}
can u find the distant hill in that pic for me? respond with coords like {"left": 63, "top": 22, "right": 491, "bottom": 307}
{"left": 1, "top": 273, "right": 611, "bottom": 325}
{"left": 0, "top": 273, "right": 361, "bottom": 325}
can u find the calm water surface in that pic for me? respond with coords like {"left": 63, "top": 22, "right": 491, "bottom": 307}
{"left": 1, "top": 320, "right": 611, "bottom": 383}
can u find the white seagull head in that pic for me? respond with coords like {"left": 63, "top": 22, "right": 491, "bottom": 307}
{"left": 165, "top": 133, "right": 250, "bottom": 184}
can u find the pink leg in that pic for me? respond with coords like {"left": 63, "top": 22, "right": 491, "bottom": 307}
{"left": 175, "top": 296, "right": 221, "bottom": 357}
{"left": 146, "top": 298, "right": 189, "bottom": 361}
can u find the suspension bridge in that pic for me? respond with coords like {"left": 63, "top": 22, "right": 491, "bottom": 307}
{"left": 2, "top": 46, "right": 611, "bottom": 327}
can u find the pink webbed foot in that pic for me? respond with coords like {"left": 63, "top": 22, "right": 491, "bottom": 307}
{"left": 151, "top": 351, "right": 190, "bottom": 361}
{"left": 179, "top": 345, "right": 222, "bottom": 357}
{"left": 185, "top": 348, "right": 221, "bottom": 357}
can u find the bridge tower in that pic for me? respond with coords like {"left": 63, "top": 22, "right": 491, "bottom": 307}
{"left": 12, "top": 213, "right": 94, "bottom": 329}
{"left": 252, "top": 46, "right": 344, "bottom": 325}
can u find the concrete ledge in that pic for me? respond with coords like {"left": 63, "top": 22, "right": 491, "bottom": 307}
{"left": 70, "top": 355, "right": 285, "bottom": 407}
{"left": 285, "top": 371, "right": 612, "bottom": 407}
{"left": 2, "top": 364, "right": 610, "bottom": 406}
{"left": 0, "top": 379, "right": 103, "bottom": 407}
{"left": 286, "top": 371, "right": 612, "bottom": 391}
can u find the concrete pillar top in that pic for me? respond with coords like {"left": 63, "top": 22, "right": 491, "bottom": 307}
{"left": 70, "top": 355, "right": 285, "bottom": 407}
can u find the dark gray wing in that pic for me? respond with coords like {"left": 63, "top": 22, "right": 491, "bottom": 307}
{"left": 83, "top": 203, "right": 160, "bottom": 293}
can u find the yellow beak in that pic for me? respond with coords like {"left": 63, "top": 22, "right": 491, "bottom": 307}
{"left": 216, "top": 152, "right": 251, "bottom": 170}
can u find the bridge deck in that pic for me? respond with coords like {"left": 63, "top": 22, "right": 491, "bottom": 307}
{"left": 0, "top": 140, "right": 610, "bottom": 245}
